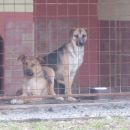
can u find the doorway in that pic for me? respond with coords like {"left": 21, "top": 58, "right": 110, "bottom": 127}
{"left": 0, "top": 36, "right": 4, "bottom": 94}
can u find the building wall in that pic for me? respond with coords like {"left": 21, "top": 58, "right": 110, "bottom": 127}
{"left": 0, "top": 0, "right": 34, "bottom": 95}
{"left": 99, "top": 4, "right": 130, "bottom": 91}
{"left": 0, "top": 0, "right": 33, "bottom": 12}
{"left": 0, "top": 0, "right": 99, "bottom": 95}
{"left": 98, "top": 0, "right": 130, "bottom": 21}
{"left": 34, "top": 0, "right": 99, "bottom": 89}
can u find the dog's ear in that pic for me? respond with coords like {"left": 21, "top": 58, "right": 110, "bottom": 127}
{"left": 70, "top": 27, "right": 76, "bottom": 33}
{"left": 69, "top": 27, "right": 77, "bottom": 37}
{"left": 84, "top": 28, "right": 88, "bottom": 33}
{"left": 17, "top": 54, "right": 26, "bottom": 62}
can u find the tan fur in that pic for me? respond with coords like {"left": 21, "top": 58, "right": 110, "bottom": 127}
{"left": 39, "top": 28, "right": 88, "bottom": 102}
{"left": 11, "top": 55, "right": 56, "bottom": 104}
{"left": 59, "top": 28, "right": 87, "bottom": 101}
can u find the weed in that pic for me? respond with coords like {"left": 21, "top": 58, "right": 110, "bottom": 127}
{"left": 90, "top": 120, "right": 105, "bottom": 130}
{"left": 120, "top": 128, "right": 128, "bottom": 130}
{"left": 34, "top": 122, "right": 45, "bottom": 130}
{"left": 10, "top": 126, "right": 19, "bottom": 130}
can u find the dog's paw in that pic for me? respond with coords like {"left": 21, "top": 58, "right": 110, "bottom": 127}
{"left": 10, "top": 99, "right": 17, "bottom": 104}
{"left": 10, "top": 99, "right": 24, "bottom": 104}
{"left": 67, "top": 97, "right": 77, "bottom": 102}
{"left": 56, "top": 97, "right": 64, "bottom": 101}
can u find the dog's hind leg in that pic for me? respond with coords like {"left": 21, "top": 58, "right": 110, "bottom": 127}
{"left": 48, "top": 76, "right": 64, "bottom": 100}
{"left": 43, "top": 67, "right": 64, "bottom": 100}
{"left": 64, "top": 75, "right": 77, "bottom": 101}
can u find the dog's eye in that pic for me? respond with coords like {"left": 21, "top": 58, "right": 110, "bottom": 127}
{"left": 82, "top": 34, "right": 86, "bottom": 38}
{"left": 74, "top": 35, "right": 79, "bottom": 38}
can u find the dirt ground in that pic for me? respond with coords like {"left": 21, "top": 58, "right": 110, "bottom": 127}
{"left": 0, "top": 117, "right": 129, "bottom": 130}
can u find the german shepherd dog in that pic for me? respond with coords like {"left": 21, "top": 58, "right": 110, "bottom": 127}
{"left": 38, "top": 28, "right": 88, "bottom": 101}
{"left": 11, "top": 55, "right": 58, "bottom": 104}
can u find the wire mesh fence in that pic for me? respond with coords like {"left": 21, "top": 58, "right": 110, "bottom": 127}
{"left": 0, "top": 0, "right": 130, "bottom": 103}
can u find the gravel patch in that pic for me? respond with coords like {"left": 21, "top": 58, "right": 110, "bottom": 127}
{"left": 0, "top": 99, "right": 130, "bottom": 121}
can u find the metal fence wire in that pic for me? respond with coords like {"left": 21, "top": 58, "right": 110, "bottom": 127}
{"left": 0, "top": 0, "right": 130, "bottom": 103}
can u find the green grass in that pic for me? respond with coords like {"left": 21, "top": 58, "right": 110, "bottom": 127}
{"left": 34, "top": 122, "right": 45, "bottom": 130}
{"left": 0, "top": 117, "right": 130, "bottom": 130}
{"left": 73, "top": 128, "right": 85, "bottom": 130}
{"left": 119, "top": 129, "right": 128, "bottom": 130}
{"left": 90, "top": 120, "right": 105, "bottom": 129}
{"left": 10, "top": 126, "right": 19, "bottom": 130}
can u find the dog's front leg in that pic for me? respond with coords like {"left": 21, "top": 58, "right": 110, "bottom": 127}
{"left": 10, "top": 84, "right": 27, "bottom": 104}
{"left": 63, "top": 64, "right": 77, "bottom": 102}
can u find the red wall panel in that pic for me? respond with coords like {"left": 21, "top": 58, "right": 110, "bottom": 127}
{"left": 0, "top": 12, "right": 33, "bottom": 95}
{"left": 34, "top": 0, "right": 99, "bottom": 88}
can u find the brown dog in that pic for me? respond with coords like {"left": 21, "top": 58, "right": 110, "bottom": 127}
{"left": 11, "top": 55, "right": 58, "bottom": 104}
{"left": 38, "top": 28, "right": 88, "bottom": 101}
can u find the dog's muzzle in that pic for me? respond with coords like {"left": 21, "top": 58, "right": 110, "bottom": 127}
{"left": 77, "top": 38, "right": 86, "bottom": 46}
{"left": 24, "top": 69, "right": 33, "bottom": 76}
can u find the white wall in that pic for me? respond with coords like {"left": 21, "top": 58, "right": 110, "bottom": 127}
{"left": 98, "top": 0, "right": 130, "bottom": 21}
{"left": 0, "top": 0, "right": 33, "bottom": 12}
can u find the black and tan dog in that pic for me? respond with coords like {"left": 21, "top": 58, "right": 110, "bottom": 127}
{"left": 38, "top": 28, "right": 88, "bottom": 101}
{"left": 11, "top": 55, "right": 59, "bottom": 104}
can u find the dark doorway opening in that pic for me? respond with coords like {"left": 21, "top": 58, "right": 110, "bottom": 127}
{"left": 0, "top": 36, "right": 4, "bottom": 95}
